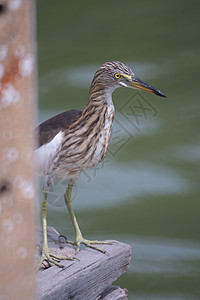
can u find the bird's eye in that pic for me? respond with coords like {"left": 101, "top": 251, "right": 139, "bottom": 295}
{"left": 114, "top": 73, "right": 121, "bottom": 79}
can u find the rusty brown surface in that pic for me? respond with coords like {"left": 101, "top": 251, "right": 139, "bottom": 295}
{"left": 0, "top": 1, "right": 37, "bottom": 299}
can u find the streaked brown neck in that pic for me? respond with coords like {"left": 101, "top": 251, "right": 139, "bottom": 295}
{"left": 69, "top": 73, "right": 115, "bottom": 134}
{"left": 69, "top": 83, "right": 115, "bottom": 134}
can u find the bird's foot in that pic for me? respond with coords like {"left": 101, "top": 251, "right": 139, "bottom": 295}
{"left": 37, "top": 246, "right": 74, "bottom": 271}
{"left": 63, "top": 234, "right": 112, "bottom": 254}
{"left": 76, "top": 237, "right": 112, "bottom": 254}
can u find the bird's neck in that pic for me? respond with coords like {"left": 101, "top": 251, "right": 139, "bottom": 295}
{"left": 69, "top": 84, "right": 115, "bottom": 134}
{"left": 88, "top": 82, "right": 116, "bottom": 105}
{"left": 79, "top": 85, "right": 115, "bottom": 122}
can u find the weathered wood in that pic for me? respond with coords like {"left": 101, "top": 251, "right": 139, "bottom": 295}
{"left": 37, "top": 227, "right": 132, "bottom": 300}
{"left": 99, "top": 285, "right": 128, "bottom": 300}
{"left": 0, "top": 1, "right": 37, "bottom": 299}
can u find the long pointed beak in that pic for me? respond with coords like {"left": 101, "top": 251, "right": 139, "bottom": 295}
{"left": 126, "top": 76, "right": 167, "bottom": 98}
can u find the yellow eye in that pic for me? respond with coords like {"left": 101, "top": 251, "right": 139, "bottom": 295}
{"left": 114, "top": 73, "right": 121, "bottom": 79}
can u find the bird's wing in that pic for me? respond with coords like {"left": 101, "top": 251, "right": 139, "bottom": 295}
{"left": 35, "top": 109, "right": 82, "bottom": 148}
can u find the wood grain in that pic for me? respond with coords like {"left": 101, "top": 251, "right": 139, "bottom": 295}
{"left": 37, "top": 227, "right": 132, "bottom": 300}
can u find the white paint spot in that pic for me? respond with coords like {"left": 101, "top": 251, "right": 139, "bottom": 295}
{"left": 2, "top": 219, "right": 14, "bottom": 234}
{"left": 14, "top": 45, "right": 25, "bottom": 57}
{"left": 21, "top": 181, "right": 35, "bottom": 199}
{"left": 19, "top": 53, "right": 34, "bottom": 77}
{"left": 3, "top": 147, "right": 19, "bottom": 163}
{"left": 0, "top": 45, "right": 8, "bottom": 61}
{"left": 0, "top": 84, "right": 20, "bottom": 108}
{"left": 13, "top": 213, "right": 23, "bottom": 224}
{"left": 8, "top": 0, "right": 22, "bottom": 11}
{"left": 16, "top": 246, "right": 28, "bottom": 259}
{"left": 0, "top": 64, "right": 4, "bottom": 80}
{"left": 13, "top": 176, "right": 35, "bottom": 199}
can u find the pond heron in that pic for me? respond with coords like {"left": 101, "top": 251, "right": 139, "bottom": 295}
{"left": 36, "top": 61, "right": 167, "bottom": 268}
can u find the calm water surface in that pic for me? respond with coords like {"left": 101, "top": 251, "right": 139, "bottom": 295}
{"left": 37, "top": 1, "right": 200, "bottom": 299}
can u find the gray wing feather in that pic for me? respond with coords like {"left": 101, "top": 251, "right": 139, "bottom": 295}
{"left": 35, "top": 109, "right": 82, "bottom": 148}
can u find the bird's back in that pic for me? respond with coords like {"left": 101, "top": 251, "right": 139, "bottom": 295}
{"left": 35, "top": 109, "right": 82, "bottom": 148}
{"left": 35, "top": 109, "right": 82, "bottom": 179}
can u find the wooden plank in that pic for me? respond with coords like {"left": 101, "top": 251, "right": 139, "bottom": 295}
{"left": 99, "top": 285, "right": 128, "bottom": 300}
{"left": 0, "top": 0, "right": 37, "bottom": 299}
{"left": 37, "top": 227, "right": 132, "bottom": 300}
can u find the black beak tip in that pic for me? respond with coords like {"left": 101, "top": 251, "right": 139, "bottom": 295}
{"left": 155, "top": 89, "right": 167, "bottom": 99}
{"left": 160, "top": 93, "right": 167, "bottom": 99}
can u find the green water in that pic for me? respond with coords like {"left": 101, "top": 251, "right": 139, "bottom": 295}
{"left": 37, "top": 1, "right": 200, "bottom": 299}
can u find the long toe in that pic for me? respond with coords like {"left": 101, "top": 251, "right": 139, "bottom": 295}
{"left": 75, "top": 237, "right": 112, "bottom": 254}
{"left": 37, "top": 249, "right": 75, "bottom": 271}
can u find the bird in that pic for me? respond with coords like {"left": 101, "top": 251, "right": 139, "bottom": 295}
{"left": 35, "top": 61, "right": 167, "bottom": 268}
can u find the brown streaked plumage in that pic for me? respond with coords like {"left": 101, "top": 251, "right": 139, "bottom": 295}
{"left": 36, "top": 61, "right": 167, "bottom": 269}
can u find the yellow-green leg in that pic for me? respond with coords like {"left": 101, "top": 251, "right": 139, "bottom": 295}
{"left": 64, "top": 184, "right": 111, "bottom": 253}
{"left": 37, "top": 192, "right": 73, "bottom": 270}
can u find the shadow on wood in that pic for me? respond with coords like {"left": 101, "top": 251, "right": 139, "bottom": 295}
{"left": 37, "top": 227, "right": 132, "bottom": 300}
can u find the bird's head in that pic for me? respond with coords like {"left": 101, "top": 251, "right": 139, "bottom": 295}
{"left": 92, "top": 61, "right": 167, "bottom": 98}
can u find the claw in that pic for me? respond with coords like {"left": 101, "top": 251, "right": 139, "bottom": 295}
{"left": 36, "top": 248, "right": 74, "bottom": 271}
{"left": 64, "top": 235, "right": 112, "bottom": 254}
{"left": 77, "top": 238, "right": 111, "bottom": 254}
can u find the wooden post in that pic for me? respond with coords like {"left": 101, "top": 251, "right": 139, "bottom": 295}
{"left": 0, "top": 1, "right": 37, "bottom": 299}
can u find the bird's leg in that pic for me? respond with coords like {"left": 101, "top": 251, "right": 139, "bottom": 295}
{"left": 64, "top": 184, "right": 111, "bottom": 254}
{"left": 37, "top": 192, "right": 73, "bottom": 270}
